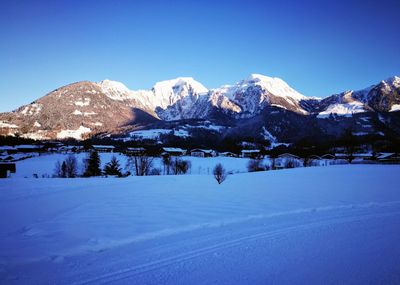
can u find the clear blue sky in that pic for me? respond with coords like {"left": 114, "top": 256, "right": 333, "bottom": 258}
{"left": 1, "top": 0, "right": 399, "bottom": 112}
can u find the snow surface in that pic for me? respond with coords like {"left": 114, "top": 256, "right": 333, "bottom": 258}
{"left": 247, "top": 74, "right": 307, "bottom": 101}
{"left": 390, "top": 104, "right": 400, "bottom": 112}
{"left": 56, "top": 126, "right": 91, "bottom": 140}
{"left": 9, "top": 153, "right": 253, "bottom": 178}
{"left": 129, "top": 129, "right": 189, "bottom": 140}
{"left": 0, "top": 121, "right": 19, "bottom": 128}
{"left": 98, "top": 79, "right": 131, "bottom": 101}
{"left": 318, "top": 101, "right": 366, "bottom": 118}
{"left": 74, "top": 99, "right": 90, "bottom": 107}
{"left": 1, "top": 165, "right": 400, "bottom": 284}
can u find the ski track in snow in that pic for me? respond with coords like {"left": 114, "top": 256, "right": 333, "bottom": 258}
{"left": 74, "top": 204, "right": 400, "bottom": 285}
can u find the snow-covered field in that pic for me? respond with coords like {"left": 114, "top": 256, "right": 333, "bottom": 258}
{"left": 1, "top": 165, "right": 400, "bottom": 284}
{"left": 11, "top": 152, "right": 252, "bottom": 178}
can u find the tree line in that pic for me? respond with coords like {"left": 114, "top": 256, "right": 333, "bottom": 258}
{"left": 53, "top": 151, "right": 192, "bottom": 178}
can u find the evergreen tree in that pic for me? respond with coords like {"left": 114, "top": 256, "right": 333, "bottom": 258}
{"left": 103, "top": 156, "right": 122, "bottom": 176}
{"left": 83, "top": 151, "right": 101, "bottom": 177}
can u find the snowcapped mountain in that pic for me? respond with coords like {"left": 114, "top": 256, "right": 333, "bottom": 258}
{"left": 314, "top": 76, "right": 400, "bottom": 118}
{"left": 209, "top": 74, "right": 309, "bottom": 117}
{"left": 0, "top": 74, "right": 399, "bottom": 141}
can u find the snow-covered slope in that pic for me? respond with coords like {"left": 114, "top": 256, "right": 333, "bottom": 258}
{"left": 99, "top": 74, "right": 311, "bottom": 119}
{"left": 1, "top": 165, "right": 400, "bottom": 283}
{"left": 317, "top": 76, "right": 400, "bottom": 117}
{"left": 99, "top": 77, "right": 210, "bottom": 120}
{"left": 210, "top": 74, "right": 310, "bottom": 117}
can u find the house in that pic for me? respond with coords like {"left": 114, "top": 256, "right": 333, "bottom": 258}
{"left": 321, "top": 154, "right": 335, "bottom": 160}
{"left": 59, "top": 145, "right": 83, "bottom": 153}
{"left": 161, "top": 147, "right": 186, "bottom": 156}
{"left": 190, "top": 149, "right": 217, "bottom": 157}
{"left": 91, "top": 145, "right": 115, "bottom": 152}
{"left": 15, "top": 144, "right": 44, "bottom": 153}
{"left": 377, "top": 153, "right": 400, "bottom": 163}
{"left": 335, "top": 153, "right": 349, "bottom": 160}
{"left": 0, "top": 163, "right": 16, "bottom": 178}
{"left": 275, "top": 153, "right": 302, "bottom": 169}
{"left": 220, "top": 151, "right": 237, "bottom": 157}
{"left": 126, "top": 147, "right": 146, "bottom": 156}
{"left": 352, "top": 153, "right": 374, "bottom": 162}
{"left": 241, "top": 149, "right": 261, "bottom": 158}
{"left": 0, "top": 146, "right": 17, "bottom": 155}
{"left": 308, "top": 155, "right": 321, "bottom": 160}
{"left": 278, "top": 153, "right": 300, "bottom": 160}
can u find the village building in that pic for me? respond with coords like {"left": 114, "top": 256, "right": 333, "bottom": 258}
{"left": 126, "top": 147, "right": 146, "bottom": 156}
{"left": 0, "top": 146, "right": 17, "bottom": 155}
{"left": 15, "top": 145, "right": 44, "bottom": 153}
{"left": 190, "top": 149, "right": 217, "bottom": 157}
{"left": 321, "top": 154, "right": 335, "bottom": 160}
{"left": 219, "top": 151, "right": 237, "bottom": 157}
{"left": 377, "top": 153, "right": 400, "bottom": 163}
{"left": 161, "top": 147, "right": 186, "bottom": 156}
{"left": 241, "top": 149, "right": 261, "bottom": 159}
{"left": 91, "top": 145, "right": 115, "bottom": 153}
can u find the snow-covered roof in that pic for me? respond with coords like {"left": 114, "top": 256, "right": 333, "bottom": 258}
{"left": 15, "top": 145, "right": 43, "bottom": 149}
{"left": 127, "top": 147, "right": 145, "bottom": 151}
{"left": 377, "top": 153, "right": 396, "bottom": 159}
{"left": 191, "top": 149, "right": 214, "bottom": 154}
{"left": 353, "top": 153, "right": 373, "bottom": 157}
{"left": 92, "top": 145, "right": 115, "bottom": 149}
{"left": 278, "top": 153, "right": 299, "bottom": 159}
{"left": 0, "top": 146, "right": 16, "bottom": 151}
{"left": 309, "top": 155, "right": 321, "bottom": 159}
{"left": 335, "top": 153, "right": 348, "bottom": 157}
{"left": 321, "top": 154, "right": 335, "bottom": 159}
{"left": 163, "top": 147, "right": 185, "bottom": 153}
{"left": 241, "top": 149, "right": 260, "bottom": 153}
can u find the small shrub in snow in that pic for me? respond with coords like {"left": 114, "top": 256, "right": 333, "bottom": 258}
{"left": 284, "top": 158, "right": 302, "bottom": 169}
{"left": 172, "top": 158, "right": 191, "bottom": 175}
{"left": 247, "top": 159, "right": 265, "bottom": 172}
{"left": 213, "top": 163, "right": 227, "bottom": 184}
{"left": 149, "top": 168, "right": 162, "bottom": 176}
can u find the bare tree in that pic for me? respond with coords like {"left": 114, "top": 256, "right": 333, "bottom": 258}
{"left": 54, "top": 160, "right": 63, "bottom": 177}
{"left": 54, "top": 155, "right": 78, "bottom": 178}
{"left": 213, "top": 163, "right": 227, "bottom": 184}
{"left": 65, "top": 155, "right": 78, "bottom": 178}
{"left": 127, "top": 154, "right": 154, "bottom": 176}
{"left": 162, "top": 155, "right": 172, "bottom": 175}
{"left": 172, "top": 158, "right": 191, "bottom": 175}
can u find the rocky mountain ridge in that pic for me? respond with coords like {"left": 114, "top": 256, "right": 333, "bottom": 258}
{"left": 0, "top": 74, "right": 399, "bottom": 142}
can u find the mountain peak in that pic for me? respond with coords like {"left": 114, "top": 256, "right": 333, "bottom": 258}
{"left": 152, "top": 77, "right": 208, "bottom": 95}
{"left": 98, "top": 79, "right": 129, "bottom": 91}
{"left": 384, "top": 76, "right": 400, "bottom": 84}
{"left": 243, "top": 73, "right": 306, "bottom": 100}
{"left": 97, "top": 79, "right": 131, "bottom": 101}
